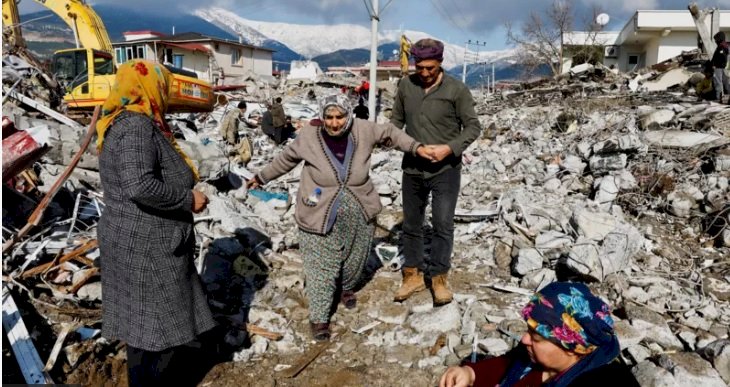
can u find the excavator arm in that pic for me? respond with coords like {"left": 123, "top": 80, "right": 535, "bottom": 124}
{"left": 400, "top": 34, "right": 411, "bottom": 76}
{"left": 3, "top": 0, "right": 214, "bottom": 112}
{"left": 31, "top": 0, "right": 112, "bottom": 52}
{"left": 2, "top": 0, "right": 25, "bottom": 48}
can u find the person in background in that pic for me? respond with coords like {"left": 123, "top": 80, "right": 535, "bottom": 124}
{"left": 270, "top": 96, "right": 287, "bottom": 138}
{"left": 96, "top": 60, "right": 216, "bottom": 386}
{"left": 712, "top": 31, "right": 730, "bottom": 102}
{"left": 697, "top": 61, "right": 717, "bottom": 101}
{"left": 359, "top": 80, "right": 370, "bottom": 100}
{"left": 247, "top": 94, "right": 434, "bottom": 342}
{"left": 353, "top": 98, "right": 370, "bottom": 120}
{"left": 279, "top": 115, "right": 297, "bottom": 143}
{"left": 390, "top": 38, "right": 482, "bottom": 306}
{"left": 260, "top": 103, "right": 275, "bottom": 140}
{"left": 439, "top": 282, "right": 640, "bottom": 387}
{"left": 219, "top": 101, "right": 253, "bottom": 164}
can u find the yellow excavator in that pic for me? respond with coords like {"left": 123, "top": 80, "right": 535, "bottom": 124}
{"left": 400, "top": 34, "right": 411, "bottom": 76}
{"left": 2, "top": 0, "right": 214, "bottom": 112}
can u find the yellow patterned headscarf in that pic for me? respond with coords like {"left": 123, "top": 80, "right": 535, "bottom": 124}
{"left": 96, "top": 60, "right": 199, "bottom": 180}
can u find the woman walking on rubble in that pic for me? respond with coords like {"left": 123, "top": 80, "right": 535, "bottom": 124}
{"left": 248, "top": 93, "right": 433, "bottom": 341}
{"left": 96, "top": 60, "right": 216, "bottom": 386}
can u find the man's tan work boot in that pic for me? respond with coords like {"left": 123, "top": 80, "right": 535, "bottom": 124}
{"left": 394, "top": 267, "right": 426, "bottom": 302}
{"left": 431, "top": 273, "right": 453, "bottom": 306}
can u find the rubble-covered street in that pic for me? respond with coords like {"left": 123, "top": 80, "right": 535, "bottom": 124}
{"left": 2, "top": 49, "right": 730, "bottom": 387}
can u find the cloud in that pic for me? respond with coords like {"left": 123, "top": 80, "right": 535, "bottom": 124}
{"left": 19, "top": 0, "right": 730, "bottom": 35}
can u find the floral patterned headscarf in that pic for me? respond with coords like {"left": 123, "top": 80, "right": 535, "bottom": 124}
{"left": 95, "top": 60, "right": 199, "bottom": 180}
{"left": 522, "top": 282, "right": 616, "bottom": 354}
{"left": 502, "top": 282, "right": 621, "bottom": 387}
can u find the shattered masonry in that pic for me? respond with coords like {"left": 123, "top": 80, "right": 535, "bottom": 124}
{"left": 2, "top": 48, "right": 729, "bottom": 386}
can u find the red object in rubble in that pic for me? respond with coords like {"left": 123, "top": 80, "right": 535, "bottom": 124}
{"left": 2, "top": 128, "right": 49, "bottom": 180}
{"left": 2, "top": 116, "right": 18, "bottom": 139}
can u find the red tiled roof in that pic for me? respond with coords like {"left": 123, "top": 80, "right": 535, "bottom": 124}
{"left": 162, "top": 42, "right": 211, "bottom": 54}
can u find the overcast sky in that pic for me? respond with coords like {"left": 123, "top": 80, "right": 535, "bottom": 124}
{"left": 19, "top": 0, "right": 730, "bottom": 49}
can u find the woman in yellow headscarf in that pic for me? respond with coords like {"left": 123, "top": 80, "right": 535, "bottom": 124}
{"left": 96, "top": 60, "right": 216, "bottom": 386}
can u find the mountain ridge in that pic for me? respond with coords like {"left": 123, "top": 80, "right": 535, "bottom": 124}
{"left": 18, "top": 5, "right": 523, "bottom": 85}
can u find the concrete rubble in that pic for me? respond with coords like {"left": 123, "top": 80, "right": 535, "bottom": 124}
{"left": 2, "top": 48, "right": 729, "bottom": 385}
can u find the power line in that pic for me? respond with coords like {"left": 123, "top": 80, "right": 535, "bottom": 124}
{"left": 429, "top": 0, "right": 469, "bottom": 36}
{"left": 446, "top": 0, "right": 471, "bottom": 30}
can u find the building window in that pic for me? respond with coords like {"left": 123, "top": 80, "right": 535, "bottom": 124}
{"left": 136, "top": 45, "right": 145, "bottom": 59}
{"left": 115, "top": 47, "right": 125, "bottom": 64}
{"left": 173, "top": 54, "right": 184, "bottom": 68}
{"left": 232, "top": 49, "right": 241, "bottom": 65}
{"left": 628, "top": 55, "right": 639, "bottom": 65}
{"left": 125, "top": 47, "right": 134, "bottom": 62}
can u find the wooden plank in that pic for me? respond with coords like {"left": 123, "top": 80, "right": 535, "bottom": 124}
{"left": 21, "top": 239, "right": 98, "bottom": 279}
{"left": 2, "top": 285, "right": 53, "bottom": 384}
{"left": 68, "top": 267, "right": 99, "bottom": 294}
{"left": 429, "top": 333, "right": 447, "bottom": 356}
{"left": 281, "top": 331, "right": 340, "bottom": 379}
{"left": 246, "top": 323, "right": 283, "bottom": 341}
{"left": 43, "top": 322, "right": 77, "bottom": 372}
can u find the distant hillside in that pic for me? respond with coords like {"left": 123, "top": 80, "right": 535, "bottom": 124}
{"left": 448, "top": 63, "right": 553, "bottom": 87}
{"left": 20, "top": 4, "right": 237, "bottom": 59}
{"left": 21, "top": 5, "right": 237, "bottom": 42}
{"left": 313, "top": 43, "right": 400, "bottom": 69}
{"left": 20, "top": 5, "right": 300, "bottom": 68}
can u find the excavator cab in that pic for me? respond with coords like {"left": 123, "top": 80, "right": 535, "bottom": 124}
{"left": 52, "top": 48, "right": 115, "bottom": 109}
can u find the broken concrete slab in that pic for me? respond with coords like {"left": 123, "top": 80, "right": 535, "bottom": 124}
{"left": 643, "top": 130, "right": 729, "bottom": 150}
{"left": 560, "top": 154, "right": 587, "bottom": 175}
{"left": 625, "top": 303, "right": 683, "bottom": 350}
{"left": 592, "top": 134, "right": 644, "bottom": 155}
{"left": 408, "top": 302, "right": 461, "bottom": 333}
{"left": 614, "top": 319, "right": 646, "bottom": 350}
{"left": 657, "top": 352, "right": 727, "bottom": 387}
{"left": 698, "top": 339, "right": 730, "bottom": 384}
{"left": 595, "top": 176, "right": 619, "bottom": 211}
{"left": 632, "top": 360, "right": 677, "bottom": 387}
{"left": 640, "top": 109, "right": 675, "bottom": 129}
{"left": 371, "top": 304, "right": 410, "bottom": 326}
{"left": 478, "top": 337, "right": 510, "bottom": 356}
{"left": 589, "top": 153, "right": 627, "bottom": 174}
{"left": 512, "top": 248, "right": 543, "bottom": 276}
{"left": 519, "top": 268, "right": 555, "bottom": 291}
{"left": 642, "top": 68, "right": 693, "bottom": 92}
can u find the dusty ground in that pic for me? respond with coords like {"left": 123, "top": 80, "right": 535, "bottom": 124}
{"left": 29, "top": 267, "right": 500, "bottom": 386}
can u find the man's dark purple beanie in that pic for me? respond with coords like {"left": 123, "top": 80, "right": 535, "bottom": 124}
{"left": 411, "top": 39, "right": 445, "bottom": 62}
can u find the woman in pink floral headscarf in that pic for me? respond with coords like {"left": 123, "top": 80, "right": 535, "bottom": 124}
{"left": 440, "top": 282, "right": 639, "bottom": 387}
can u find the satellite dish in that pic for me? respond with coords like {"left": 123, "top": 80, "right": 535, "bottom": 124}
{"left": 596, "top": 13, "right": 610, "bottom": 26}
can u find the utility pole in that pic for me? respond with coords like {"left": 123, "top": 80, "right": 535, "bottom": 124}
{"left": 492, "top": 63, "right": 495, "bottom": 94}
{"left": 364, "top": 0, "right": 394, "bottom": 121}
{"left": 461, "top": 40, "right": 488, "bottom": 85}
{"left": 367, "top": 0, "right": 379, "bottom": 121}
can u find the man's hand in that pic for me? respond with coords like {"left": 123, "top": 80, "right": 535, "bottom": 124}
{"left": 439, "top": 366, "right": 476, "bottom": 387}
{"left": 191, "top": 190, "right": 209, "bottom": 213}
{"left": 427, "top": 144, "right": 453, "bottom": 162}
{"left": 416, "top": 145, "right": 434, "bottom": 161}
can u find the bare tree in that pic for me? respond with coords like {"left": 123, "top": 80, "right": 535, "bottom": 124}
{"left": 506, "top": 0, "right": 603, "bottom": 78}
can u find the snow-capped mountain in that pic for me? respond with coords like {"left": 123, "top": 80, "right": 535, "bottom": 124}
{"left": 195, "top": 7, "right": 515, "bottom": 70}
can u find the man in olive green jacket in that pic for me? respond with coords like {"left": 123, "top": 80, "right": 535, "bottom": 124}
{"left": 391, "top": 38, "right": 482, "bottom": 306}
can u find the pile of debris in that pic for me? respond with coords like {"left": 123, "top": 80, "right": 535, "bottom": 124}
{"left": 2, "top": 51, "right": 729, "bottom": 386}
